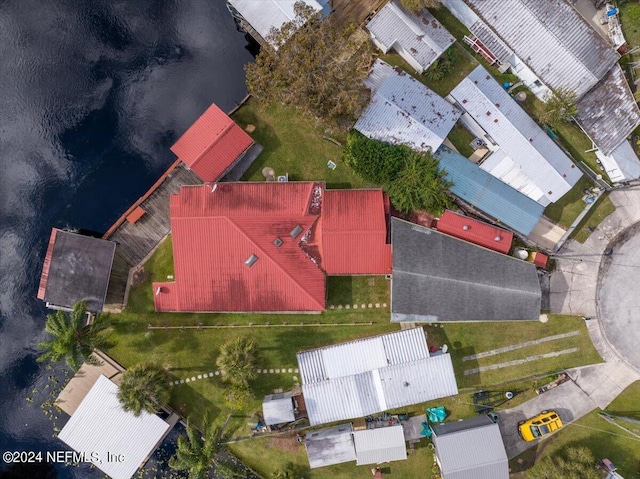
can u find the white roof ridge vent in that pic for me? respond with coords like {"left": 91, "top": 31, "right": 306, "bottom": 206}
{"left": 245, "top": 254, "right": 259, "bottom": 268}
{"left": 290, "top": 225, "right": 303, "bottom": 238}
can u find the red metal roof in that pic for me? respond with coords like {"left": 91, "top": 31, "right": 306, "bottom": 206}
{"left": 436, "top": 210, "right": 513, "bottom": 254}
{"left": 321, "top": 190, "right": 391, "bottom": 275}
{"left": 154, "top": 182, "right": 326, "bottom": 312}
{"left": 170, "top": 103, "right": 254, "bottom": 182}
{"left": 126, "top": 206, "right": 146, "bottom": 224}
{"left": 533, "top": 252, "right": 549, "bottom": 268}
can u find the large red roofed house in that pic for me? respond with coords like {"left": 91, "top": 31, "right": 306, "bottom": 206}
{"left": 153, "top": 182, "right": 391, "bottom": 313}
{"left": 170, "top": 103, "right": 254, "bottom": 182}
{"left": 436, "top": 210, "right": 513, "bottom": 254}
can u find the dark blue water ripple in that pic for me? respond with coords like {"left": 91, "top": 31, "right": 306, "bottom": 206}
{"left": 0, "top": 0, "right": 253, "bottom": 476}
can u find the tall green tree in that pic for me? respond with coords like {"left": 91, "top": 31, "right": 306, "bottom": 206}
{"left": 216, "top": 337, "right": 259, "bottom": 388}
{"left": 399, "top": 0, "right": 441, "bottom": 13}
{"left": 169, "top": 414, "right": 220, "bottom": 479}
{"left": 117, "top": 362, "right": 170, "bottom": 416}
{"left": 245, "top": 2, "right": 373, "bottom": 129}
{"left": 343, "top": 130, "right": 405, "bottom": 184}
{"left": 37, "top": 301, "right": 111, "bottom": 371}
{"left": 537, "top": 86, "right": 578, "bottom": 129}
{"left": 387, "top": 149, "right": 452, "bottom": 215}
{"left": 526, "top": 446, "right": 600, "bottom": 479}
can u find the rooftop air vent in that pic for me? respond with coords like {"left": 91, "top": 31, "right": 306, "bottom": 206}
{"left": 245, "top": 254, "right": 258, "bottom": 268}
{"left": 494, "top": 236, "right": 502, "bottom": 242}
{"left": 462, "top": 225, "right": 470, "bottom": 231}
{"left": 290, "top": 225, "right": 303, "bottom": 238}
{"left": 274, "top": 237, "right": 284, "bottom": 247}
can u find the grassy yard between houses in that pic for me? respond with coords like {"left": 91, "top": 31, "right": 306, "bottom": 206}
{"left": 572, "top": 194, "right": 616, "bottom": 243}
{"left": 510, "top": 381, "right": 640, "bottom": 477}
{"left": 446, "top": 122, "right": 476, "bottom": 158}
{"left": 620, "top": 2, "right": 640, "bottom": 51}
{"left": 543, "top": 176, "right": 594, "bottom": 228}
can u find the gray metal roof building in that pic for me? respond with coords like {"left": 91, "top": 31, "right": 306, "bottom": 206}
{"left": 432, "top": 415, "right": 508, "bottom": 479}
{"left": 305, "top": 424, "right": 357, "bottom": 469}
{"left": 353, "top": 426, "right": 407, "bottom": 465}
{"left": 298, "top": 328, "right": 458, "bottom": 425}
{"left": 58, "top": 375, "right": 171, "bottom": 479}
{"left": 391, "top": 217, "right": 541, "bottom": 322}
{"left": 262, "top": 391, "right": 295, "bottom": 426}
{"left": 38, "top": 228, "right": 116, "bottom": 313}
{"left": 367, "top": 1, "right": 455, "bottom": 73}
{"left": 449, "top": 65, "right": 581, "bottom": 206}
{"left": 355, "top": 61, "right": 460, "bottom": 153}
{"left": 435, "top": 146, "right": 544, "bottom": 236}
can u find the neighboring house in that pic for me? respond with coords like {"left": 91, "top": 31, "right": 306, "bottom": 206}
{"left": 262, "top": 392, "right": 295, "bottom": 426}
{"left": 442, "top": 0, "right": 640, "bottom": 182}
{"left": 436, "top": 210, "right": 513, "bottom": 255}
{"left": 367, "top": 1, "right": 455, "bottom": 73}
{"left": 448, "top": 65, "right": 582, "bottom": 206}
{"left": 353, "top": 426, "right": 407, "bottom": 465}
{"left": 170, "top": 103, "right": 259, "bottom": 183}
{"left": 58, "top": 375, "right": 172, "bottom": 479}
{"left": 153, "top": 182, "right": 392, "bottom": 312}
{"left": 355, "top": 59, "right": 461, "bottom": 153}
{"left": 297, "top": 328, "right": 458, "bottom": 426}
{"left": 226, "top": 0, "right": 329, "bottom": 49}
{"left": 306, "top": 424, "right": 357, "bottom": 469}
{"left": 391, "top": 217, "right": 541, "bottom": 322}
{"left": 435, "top": 146, "right": 545, "bottom": 237}
{"left": 431, "top": 415, "right": 509, "bottom": 479}
{"left": 37, "top": 229, "right": 116, "bottom": 313}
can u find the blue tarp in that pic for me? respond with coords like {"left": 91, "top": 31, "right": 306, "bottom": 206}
{"left": 427, "top": 407, "right": 447, "bottom": 423}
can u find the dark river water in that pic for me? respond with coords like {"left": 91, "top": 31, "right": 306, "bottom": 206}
{"left": 0, "top": 0, "right": 253, "bottom": 476}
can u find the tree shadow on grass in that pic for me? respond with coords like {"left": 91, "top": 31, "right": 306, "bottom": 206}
{"left": 422, "top": 324, "right": 479, "bottom": 387}
{"left": 266, "top": 329, "right": 334, "bottom": 366}
{"left": 327, "top": 276, "right": 354, "bottom": 306}
{"left": 168, "top": 382, "right": 221, "bottom": 425}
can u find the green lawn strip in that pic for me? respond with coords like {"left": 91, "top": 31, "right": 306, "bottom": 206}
{"left": 509, "top": 409, "right": 640, "bottom": 476}
{"left": 326, "top": 276, "right": 390, "bottom": 306}
{"left": 543, "top": 176, "right": 594, "bottom": 227}
{"left": 446, "top": 122, "right": 476, "bottom": 157}
{"left": 231, "top": 99, "right": 369, "bottom": 189}
{"left": 605, "top": 380, "right": 640, "bottom": 421}
{"left": 619, "top": 3, "right": 640, "bottom": 51}
{"left": 572, "top": 194, "right": 616, "bottom": 243}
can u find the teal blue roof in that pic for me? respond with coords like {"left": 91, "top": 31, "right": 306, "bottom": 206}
{"left": 435, "top": 146, "right": 544, "bottom": 236}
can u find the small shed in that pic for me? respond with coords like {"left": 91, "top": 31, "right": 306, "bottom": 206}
{"left": 305, "top": 424, "right": 357, "bottom": 469}
{"left": 262, "top": 391, "right": 295, "bottom": 426}
{"left": 353, "top": 425, "right": 407, "bottom": 465}
{"left": 436, "top": 210, "right": 513, "bottom": 254}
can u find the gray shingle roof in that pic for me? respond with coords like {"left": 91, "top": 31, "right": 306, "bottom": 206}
{"left": 355, "top": 62, "right": 460, "bottom": 153}
{"left": 367, "top": 1, "right": 455, "bottom": 71}
{"left": 576, "top": 64, "right": 640, "bottom": 155}
{"left": 305, "top": 424, "right": 356, "bottom": 469}
{"left": 460, "top": 0, "right": 619, "bottom": 97}
{"left": 391, "top": 218, "right": 541, "bottom": 322}
{"left": 353, "top": 426, "right": 407, "bottom": 465}
{"left": 432, "top": 415, "right": 508, "bottom": 479}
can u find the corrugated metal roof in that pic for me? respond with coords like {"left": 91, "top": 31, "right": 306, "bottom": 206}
{"left": 449, "top": 65, "right": 581, "bottom": 204}
{"left": 576, "top": 64, "right": 640, "bottom": 156}
{"left": 305, "top": 424, "right": 356, "bottom": 469}
{"left": 391, "top": 217, "right": 541, "bottom": 322}
{"left": 435, "top": 146, "right": 544, "bottom": 236}
{"left": 436, "top": 210, "right": 513, "bottom": 254}
{"left": 469, "top": 21, "right": 512, "bottom": 64}
{"left": 462, "top": 0, "right": 619, "bottom": 97}
{"left": 170, "top": 103, "right": 254, "bottom": 182}
{"left": 353, "top": 425, "right": 407, "bottom": 465}
{"left": 367, "top": 1, "right": 455, "bottom": 71}
{"left": 432, "top": 417, "right": 508, "bottom": 479}
{"left": 596, "top": 140, "right": 640, "bottom": 183}
{"left": 321, "top": 189, "right": 391, "bottom": 275}
{"left": 58, "top": 375, "right": 171, "bottom": 479}
{"left": 298, "top": 329, "right": 458, "bottom": 425}
{"left": 228, "top": 0, "right": 323, "bottom": 46}
{"left": 364, "top": 59, "right": 395, "bottom": 95}
{"left": 262, "top": 392, "right": 295, "bottom": 425}
{"left": 355, "top": 64, "right": 460, "bottom": 153}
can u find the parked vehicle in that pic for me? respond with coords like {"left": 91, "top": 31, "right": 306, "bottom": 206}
{"left": 517, "top": 410, "right": 563, "bottom": 441}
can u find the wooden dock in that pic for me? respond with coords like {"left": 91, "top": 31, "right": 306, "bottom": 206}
{"left": 103, "top": 162, "right": 202, "bottom": 311}
{"left": 330, "top": 0, "right": 388, "bottom": 26}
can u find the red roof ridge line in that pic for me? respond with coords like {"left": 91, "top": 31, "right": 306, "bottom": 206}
{"left": 187, "top": 120, "right": 238, "bottom": 170}
{"left": 37, "top": 228, "right": 60, "bottom": 300}
{"left": 224, "top": 216, "right": 326, "bottom": 310}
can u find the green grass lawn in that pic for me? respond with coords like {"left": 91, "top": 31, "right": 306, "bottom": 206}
{"left": 510, "top": 381, "right": 640, "bottom": 477}
{"left": 572, "top": 194, "right": 616, "bottom": 243}
{"left": 446, "top": 122, "right": 476, "bottom": 157}
{"left": 231, "top": 99, "right": 370, "bottom": 189}
{"left": 543, "top": 176, "right": 594, "bottom": 228}
{"left": 620, "top": 2, "right": 640, "bottom": 49}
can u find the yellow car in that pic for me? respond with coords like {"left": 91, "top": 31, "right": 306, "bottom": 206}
{"left": 518, "top": 410, "right": 563, "bottom": 441}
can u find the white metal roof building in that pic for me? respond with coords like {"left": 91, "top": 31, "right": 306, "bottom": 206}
{"left": 298, "top": 328, "right": 458, "bottom": 425}
{"left": 367, "top": 1, "right": 455, "bottom": 73}
{"left": 58, "top": 375, "right": 171, "bottom": 479}
{"left": 305, "top": 424, "right": 357, "bottom": 469}
{"left": 262, "top": 391, "right": 295, "bottom": 426}
{"left": 449, "top": 65, "right": 581, "bottom": 205}
{"left": 353, "top": 426, "right": 407, "bottom": 465}
{"left": 431, "top": 415, "right": 508, "bottom": 479}
{"left": 596, "top": 139, "right": 640, "bottom": 184}
{"left": 355, "top": 60, "right": 461, "bottom": 153}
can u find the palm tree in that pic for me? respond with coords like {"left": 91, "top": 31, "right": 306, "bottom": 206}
{"left": 117, "top": 362, "right": 170, "bottom": 416}
{"left": 37, "top": 301, "right": 111, "bottom": 371}
{"left": 169, "top": 414, "right": 220, "bottom": 479}
{"left": 215, "top": 337, "right": 259, "bottom": 388}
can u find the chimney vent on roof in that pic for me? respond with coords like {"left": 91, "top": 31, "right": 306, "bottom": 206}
{"left": 290, "top": 225, "right": 303, "bottom": 238}
{"left": 462, "top": 225, "right": 470, "bottom": 231}
{"left": 495, "top": 236, "right": 501, "bottom": 241}
{"left": 155, "top": 287, "right": 162, "bottom": 296}
{"left": 210, "top": 183, "right": 218, "bottom": 193}
{"left": 274, "top": 237, "right": 284, "bottom": 247}
{"left": 245, "top": 254, "right": 259, "bottom": 268}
